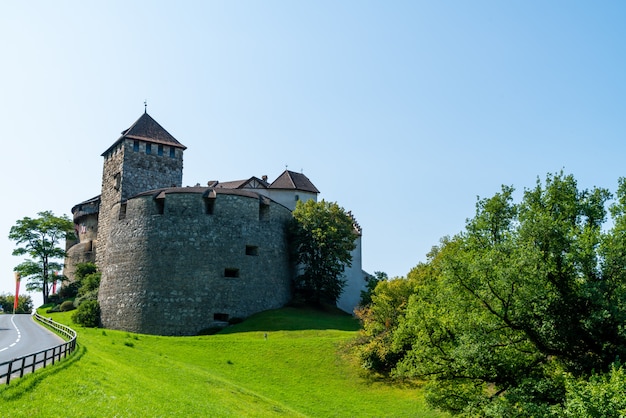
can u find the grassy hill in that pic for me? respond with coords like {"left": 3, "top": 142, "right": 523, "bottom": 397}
{"left": 0, "top": 306, "right": 445, "bottom": 417}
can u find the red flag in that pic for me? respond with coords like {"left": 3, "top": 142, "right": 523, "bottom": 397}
{"left": 14, "top": 273, "right": 20, "bottom": 313}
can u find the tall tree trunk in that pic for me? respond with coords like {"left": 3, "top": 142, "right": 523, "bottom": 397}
{"left": 43, "top": 255, "right": 49, "bottom": 304}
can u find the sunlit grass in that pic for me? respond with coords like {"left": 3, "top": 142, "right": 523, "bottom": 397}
{"left": 0, "top": 307, "right": 445, "bottom": 417}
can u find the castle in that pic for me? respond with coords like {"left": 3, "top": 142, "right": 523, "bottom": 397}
{"left": 65, "top": 111, "right": 366, "bottom": 335}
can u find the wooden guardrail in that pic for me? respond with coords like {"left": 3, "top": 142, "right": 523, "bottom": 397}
{"left": 0, "top": 313, "right": 77, "bottom": 385}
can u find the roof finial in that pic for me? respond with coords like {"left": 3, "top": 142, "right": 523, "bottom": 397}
{"left": 144, "top": 100, "right": 147, "bottom": 114}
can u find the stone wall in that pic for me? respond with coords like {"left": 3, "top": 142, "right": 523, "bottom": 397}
{"left": 98, "top": 188, "right": 293, "bottom": 335}
{"left": 64, "top": 198, "right": 100, "bottom": 281}
{"left": 98, "top": 138, "right": 183, "bottom": 266}
{"left": 97, "top": 142, "right": 125, "bottom": 266}
{"left": 121, "top": 140, "right": 183, "bottom": 200}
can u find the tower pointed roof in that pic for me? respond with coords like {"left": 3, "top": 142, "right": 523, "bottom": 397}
{"left": 269, "top": 170, "right": 319, "bottom": 193}
{"left": 101, "top": 112, "right": 186, "bottom": 156}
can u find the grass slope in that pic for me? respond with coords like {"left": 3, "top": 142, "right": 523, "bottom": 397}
{"left": 0, "top": 307, "right": 445, "bottom": 417}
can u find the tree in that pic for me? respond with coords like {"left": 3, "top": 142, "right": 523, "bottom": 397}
{"left": 0, "top": 293, "right": 33, "bottom": 314}
{"left": 359, "top": 271, "right": 388, "bottom": 307}
{"left": 357, "top": 172, "right": 626, "bottom": 416}
{"left": 289, "top": 199, "right": 357, "bottom": 304}
{"left": 9, "top": 211, "right": 75, "bottom": 305}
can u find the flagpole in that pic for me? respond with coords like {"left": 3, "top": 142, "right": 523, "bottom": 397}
{"left": 14, "top": 272, "right": 20, "bottom": 314}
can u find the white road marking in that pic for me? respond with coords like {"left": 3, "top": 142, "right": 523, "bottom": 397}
{"left": 0, "top": 315, "right": 21, "bottom": 353}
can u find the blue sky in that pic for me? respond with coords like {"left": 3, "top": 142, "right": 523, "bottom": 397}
{"left": 1, "top": 1, "right": 625, "bottom": 306}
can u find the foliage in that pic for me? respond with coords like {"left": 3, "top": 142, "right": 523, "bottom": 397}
{"left": 289, "top": 199, "right": 357, "bottom": 304}
{"left": 359, "top": 271, "right": 388, "bottom": 307}
{"left": 74, "top": 262, "right": 101, "bottom": 303}
{"left": 72, "top": 300, "right": 100, "bottom": 327}
{"left": 59, "top": 300, "right": 75, "bottom": 312}
{"left": 562, "top": 364, "right": 626, "bottom": 417}
{"left": 8, "top": 211, "right": 74, "bottom": 304}
{"left": 0, "top": 307, "right": 444, "bottom": 418}
{"left": 354, "top": 274, "right": 417, "bottom": 373}
{"left": 0, "top": 293, "right": 33, "bottom": 314}
{"left": 57, "top": 282, "right": 79, "bottom": 299}
{"left": 356, "top": 172, "right": 626, "bottom": 416}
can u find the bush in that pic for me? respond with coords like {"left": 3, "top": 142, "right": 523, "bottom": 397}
{"left": 58, "top": 282, "right": 79, "bottom": 299}
{"left": 46, "top": 304, "right": 61, "bottom": 313}
{"left": 72, "top": 300, "right": 100, "bottom": 327}
{"left": 74, "top": 289, "right": 98, "bottom": 307}
{"left": 47, "top": 294, "right": 61, "bottom": 305}
{"left": 60, "top": 300, "right": 75, "bottom": 312}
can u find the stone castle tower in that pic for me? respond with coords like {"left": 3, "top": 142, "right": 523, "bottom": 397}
{"left": 97, "top": 111, "right": 186, "bottom": 267}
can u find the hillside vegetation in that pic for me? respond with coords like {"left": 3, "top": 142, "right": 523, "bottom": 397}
{"left": 0, "top": 307, "right": 444, "bottom": 417}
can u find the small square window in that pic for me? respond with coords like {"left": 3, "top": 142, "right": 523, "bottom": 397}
{"left": 146, "top": 143, "right": 152, "bottom": 155}
{"left": 169, "top": 147, "right": 176, "bottom": 158}
{"left": 224, "top": 268, "right": 239, "bottom": 278}
{"left": 158, "top": 144, "right": 163, "bottom": 156}
{"left": 246, "top": 245, "right": 259, "bottom": 256}
{"left": 214, "top": 313, "right": 229, "bottom": 322}
{"left": 133, "top": 140, "right": 139, "bottom": 152}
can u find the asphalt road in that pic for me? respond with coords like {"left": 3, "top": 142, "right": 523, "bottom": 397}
{"left": 0, "top": 314, "right": 64, "bottom": 364}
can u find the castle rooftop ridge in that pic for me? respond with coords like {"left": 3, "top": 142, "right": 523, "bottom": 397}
{"left": 269, "top": 170, "right": 319, "bottom": 193}
{"left": 133, "top": 186, "right": 271, "bottom": 202}
{"left": 101, "top": 112, "right": 187, "bottom": 157}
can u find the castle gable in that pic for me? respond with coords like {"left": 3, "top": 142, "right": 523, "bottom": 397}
{"left": 269, "top": 170, "right": 319, "bottom": 193}
{"left": 214, "top": 176, "right": 269, "bottom": 190}
{"left": 101, "top": 112, "right": 186, "bottom": 156}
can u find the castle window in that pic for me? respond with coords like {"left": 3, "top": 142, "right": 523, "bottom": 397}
{"left": 224, "top": 268, "right": 239, "bottom": 278}
{"left": 245, "top": 245, "right": 259, "bottom": 256}
{"left": 155, "top": 198, "right": 165, "bottom": 215}
{"left": 205, "top": 198, "right": 215, "bottom": 215}
{"left": 158, "top": 144, "right": 163, "bottom": 156}
{"left": 295, "top": 194, "right": 300, "bottom": 201}
{"left": 119, "top": 203, "right": 127, "bottom": 220}
{"left": 214, "top": 313, "right": 229, "bottom": 322}
{"left": 114, "top": 172, "right": 121, "bottom": 191}
{"left": 146, "top": 143, "right": 152, "bottom": 155}
{"left": 133, "top": 140, "right": 139, "bottom": 152}
{"left": 259, "top": 202, "right": 270, "bottom": 222}
{"left": 169, "top": 147, "right": 175, "bottom": 158}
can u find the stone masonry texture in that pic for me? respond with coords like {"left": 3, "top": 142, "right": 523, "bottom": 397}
{"left": 97, "top": 189, "right": 293, "bottom": 335}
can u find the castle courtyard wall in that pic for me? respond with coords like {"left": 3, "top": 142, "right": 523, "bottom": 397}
{"left": 97, "top": 189, "right": 293, "bottom": 335}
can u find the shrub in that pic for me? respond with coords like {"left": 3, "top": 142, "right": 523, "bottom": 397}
{"left": 60, "top": 300, "right": 76, "bottom": 312}
{"left": 72, "top": 300, "right": 100, "bottom": 327}
{"left": 46, "top": 304, "right": 61, "bottom": 313}
{"left": 47, "top": 294, "right": 61, "bottom": 305}
{"left": 74, "top": 289, "right": 98, "bottom": 307}
{"left": 58, "top": 282, "right": 79, "bottom": 299}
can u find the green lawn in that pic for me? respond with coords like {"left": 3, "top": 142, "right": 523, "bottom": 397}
{"left": 0, "top": 306, "right": 445, "bottom": 417}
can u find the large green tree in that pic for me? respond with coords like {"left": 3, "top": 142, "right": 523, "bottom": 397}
{"left": 289, "top": 199, "right": 357, "bottom": 304}
{"left": 357, "top": 172, "right": 626, "bottom": 416}
{"left": 9, "top": 211, "right": 74, "bottom": 304}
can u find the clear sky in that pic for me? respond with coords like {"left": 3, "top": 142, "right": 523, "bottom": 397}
{"left": 1, "top": 1, "right": 625, "bottom": 307}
